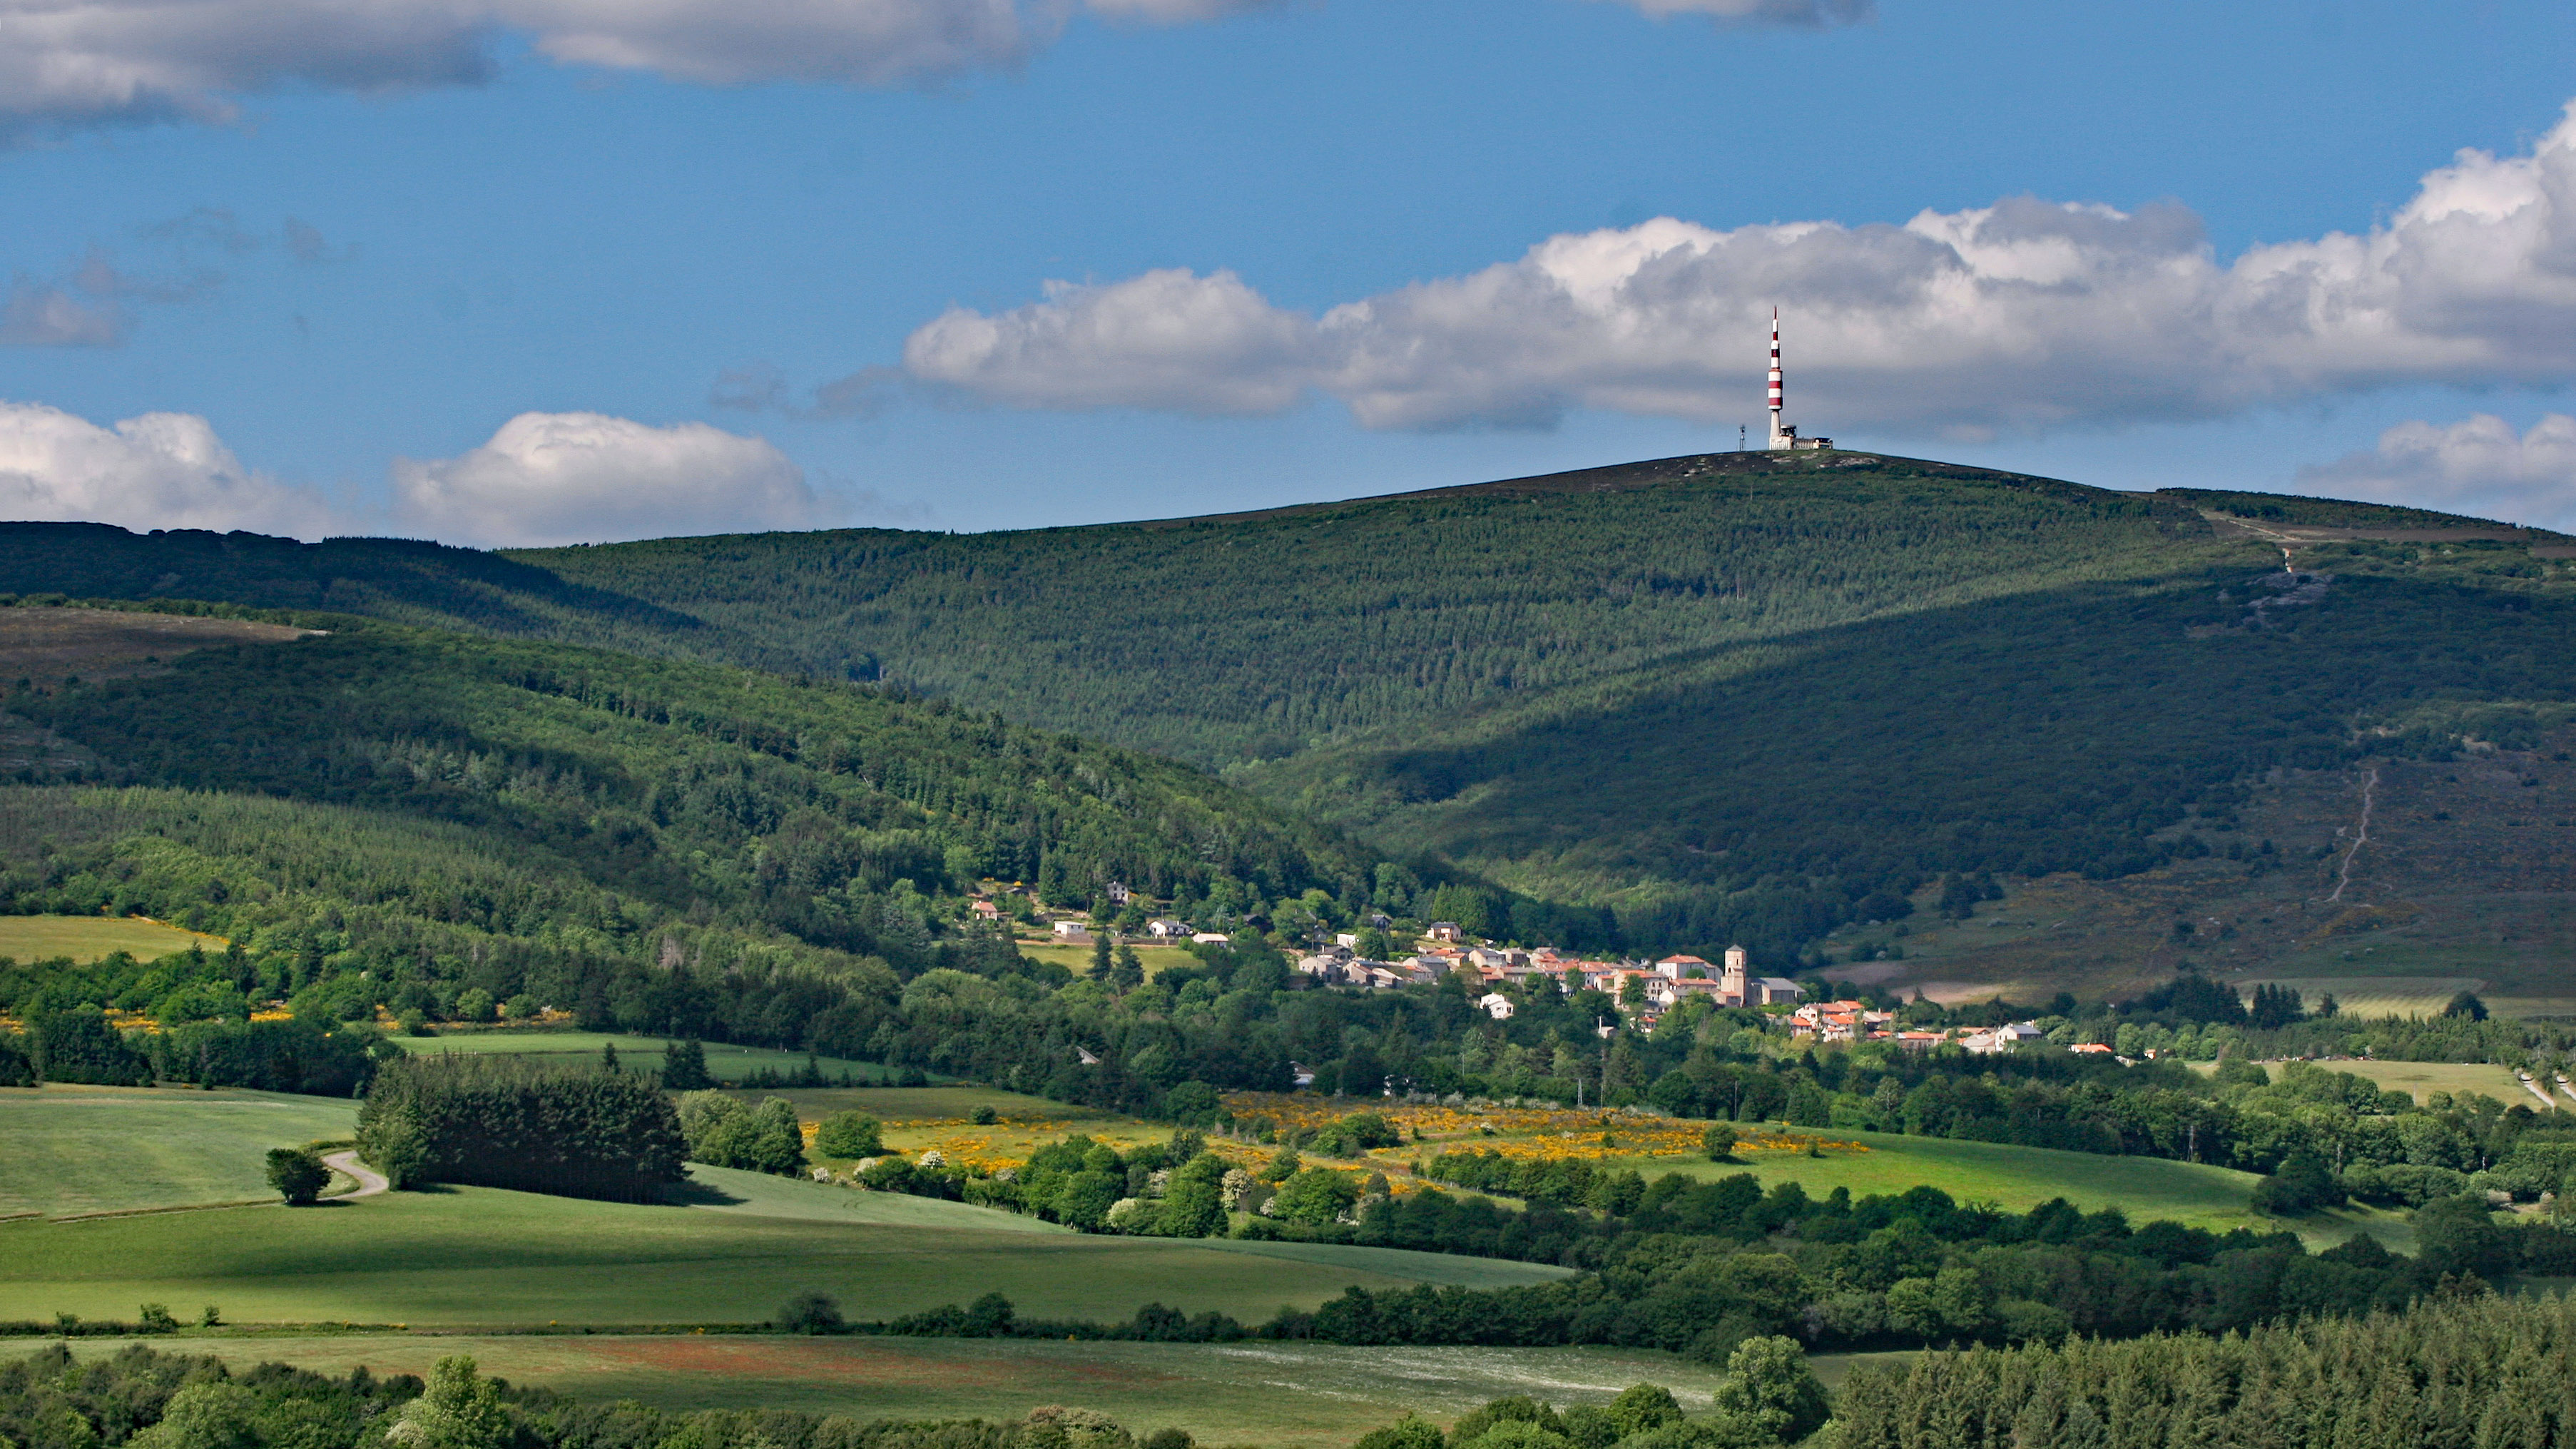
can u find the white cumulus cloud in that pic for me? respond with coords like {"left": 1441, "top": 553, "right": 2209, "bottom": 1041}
{"left": 0, "top": 400, "right": 345, "bottom": 535}
{"left": 390, "top": 412, "right": 826, "bottom": 546}
{"left": 2296, "top": 414, "right": 2576, "bottom": 532}
{"left": 895, "top": 98, "right": 2576, "bottom": 437}
{"left": 906, "top": 268, "right": 1320, "bottom": 415}
{"left": 0, "top": 0, "right": 1293, "bottom": 138}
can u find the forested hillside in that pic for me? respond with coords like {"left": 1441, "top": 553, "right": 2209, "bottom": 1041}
{"left": 0, "top": 606, "right": 1415, "bottom": 1082}
{"left": 0, "top": 454, "right": 2221, "bottom": 766}
{"left": 5, "top": 452, "right": 2575, "bottom": 970}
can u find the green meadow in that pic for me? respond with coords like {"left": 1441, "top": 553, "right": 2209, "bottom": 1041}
{"left": 0, "top": 1168, "right": 1568, "bottom": 1328}
{"left": 2313, "top": 1059, "right": 2544, "bottom": 1109}
{"left": 388, "top": 1032, "right": 909, "bottom": 1084}
{"left": 0, "top": 914, "right": 225, "bottom": 964}
{"left": 0, "top": 1084, "right": 358, "bottom": 1218}
{"left": 1623, "top": 1129, "right": 2412, "bottom": 1251}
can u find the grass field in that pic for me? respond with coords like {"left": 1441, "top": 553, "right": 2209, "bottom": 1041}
{"left": 39, "top": 1336, "right": 1768, "bottom": 1448}
{"left": 0, "top": 1174, "right": 1569, "bottom": 1328}
{"left": 0, "top": 1084, "right": 357, "bottom": 1217}
{"left": 1611, "top": 1129, "right": 2411, "bottom": 1251}
{"left": 1013, "top": 940, "right": 1197, "bottom": 979}
{"left": 0, "top": 914, "right": 226, "bottom": 965}
{"left": 390, "top": 1032, "right": 909, "bottom": 1084}
{"left": 2316, "top": 1059, "right": 2548, "bottom": 1109}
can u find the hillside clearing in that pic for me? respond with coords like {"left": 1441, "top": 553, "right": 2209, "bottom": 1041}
{"left": 0, "top": 915, "right": 227, "bottom": 965}
{"left": 2309, "top": 1059, "right": 2537, "bottom": 1107}
{"left": 0, "top": 607, "right": 315, "bottom": 686}
{"left": 390, "top": 1032, "right": 905, "bottom": 1084}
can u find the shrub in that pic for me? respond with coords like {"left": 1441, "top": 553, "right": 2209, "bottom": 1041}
{"left": 1702, "top": 1124, "right": 1738, "bottom": 1161}
{"left": 815, "top": 1110, "right": 885, "bottom": 1158}
{"left": 1272, "top": 1168, "right": 1359, "bottom": 1226}
{"left": 265, "top": 1147, "right": 330, "bottom": 1206}
{"left": 2252, "top": 1151, "right": 2344, "bottom": 1216}
{"left": 776, "top": 1291, "right": 845, "bottom": 1335}
{"left": 681, "top": 1093, "right": 808, "bottom": 1175}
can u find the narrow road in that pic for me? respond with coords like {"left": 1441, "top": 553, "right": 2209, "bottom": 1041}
{"left": 2520, "top": 1074, "right": 2560, "bottom": 1112}
{"left": 2323, "top": 766, "right": 2380, "bottom": 905}
{"left": 322, "top": 1149, "right": 389, "bottom": 1199}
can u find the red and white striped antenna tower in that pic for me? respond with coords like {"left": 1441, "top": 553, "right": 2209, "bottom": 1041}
{"left": 1766, "top": 307, "right": 1786, "bottom": 449}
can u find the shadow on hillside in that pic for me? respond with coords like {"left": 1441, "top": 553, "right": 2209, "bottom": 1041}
{"left": 661, "top": 1176, "right": 750, "bottom": 1208}
{"left": 1330, "top": 564, "right": 2576, "bottom": 897}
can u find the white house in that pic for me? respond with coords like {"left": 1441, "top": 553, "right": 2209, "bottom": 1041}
{"left": 1963, "top": 1022, "right": 2045, "bottom": 1055}
{"left": 1145, "top": 917, "right": 1189, "bottom": 939}
{"left": 1104, "top": 881, "right": 1132, "bottom": 906}
{"left": 1191, "top": 932, "right": 1231, "bottom": 945}
{"left": 1052, "top": 920, "right": 1091, "bottom": 941}
{"left": 1476, "top": 992, "right": 1515, "bottom": 1020}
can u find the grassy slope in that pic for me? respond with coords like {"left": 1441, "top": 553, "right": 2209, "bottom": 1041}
{"left": 388, "top": 1032, "right": 904, "bottom": 1084}
{"left": 1634, "top": 1131, "right": 2410, "bottom": 1251}
{"left": 46, "top": 1336, "right": 1751, "bottom": 1448}
{"left": 0, "top": 1180, "right": 1568, "bottom": 1327}
{"left": 0, "top": 1084, "right": 357, "bottom": 1217}
{"left": 0, "top": 915, "right": 227, "bottom": 964}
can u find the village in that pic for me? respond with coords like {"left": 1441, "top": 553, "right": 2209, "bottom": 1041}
{"left": 986, "top": 879, "right": 2072, "bottom": 1060}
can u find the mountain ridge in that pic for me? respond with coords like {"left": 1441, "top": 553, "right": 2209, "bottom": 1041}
{"left": 1, "top": 452, "right": 2572, "bottom": 992}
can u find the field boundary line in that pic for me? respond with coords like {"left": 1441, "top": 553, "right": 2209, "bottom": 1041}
{"left": 48, "top": 1197, "right": 274, "bottom": 1223}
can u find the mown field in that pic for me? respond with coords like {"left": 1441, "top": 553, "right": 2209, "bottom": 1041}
{"left": 390, "top": 1032, "right": 905, "bottom": 1084}
{"left": 0, "top": 914, "right": 226, "bottom": 964}
{"left": 0, "top": 1170, "right": 1569, "bottom": 1328}
{"left": 0, "top": 1084, "right": 358, "bottom": 1218}
{"left": 1606, "top": 1129, "right": 2413, "bottom": 1251}
{"left": 39, "top": 1336, "right": 1791, "bottom": 1448}
{"left": 2316, "top": 1059, "right": 2550, "bottom": 1109}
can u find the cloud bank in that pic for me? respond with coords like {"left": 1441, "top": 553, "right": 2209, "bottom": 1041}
{"left": 898, "top": 99, "right": 2576, "bottom": 437}
{"left": 2296, "top": 414, "right": 2576, "bottom": 532}
{"left": 0, "top": 400, "right": 342, "bottom": 534}
{"left": 0, "top": 0, "right": 1293, "bottom": 138}
{"left": 0, "top": 0, "right": 1868, "bottom": 138}
{"left": 0, "top": 402, "right": 833, "bottom": 546}
{"left": 392, "top": 412, "right": 826, "bottom": 546}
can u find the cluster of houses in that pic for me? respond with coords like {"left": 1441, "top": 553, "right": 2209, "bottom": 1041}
{"left": 1787, "top": 1000, "right": 2049, "bottom": 1054}
{"left": 1293, "top": 940, "right": 1805, "bottom": 1022}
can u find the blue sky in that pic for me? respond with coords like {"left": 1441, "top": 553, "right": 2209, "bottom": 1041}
{"left": 5, "top": 0, "right": 2576, "bottom": 544}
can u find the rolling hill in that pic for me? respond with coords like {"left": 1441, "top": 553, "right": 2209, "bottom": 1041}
{"left": 4, "top": 449, "right": 2575, "bottom": 997}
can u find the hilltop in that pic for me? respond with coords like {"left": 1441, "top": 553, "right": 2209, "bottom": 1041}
{"left": 2, "top": 451, "right": 2574, "bottom": 995}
